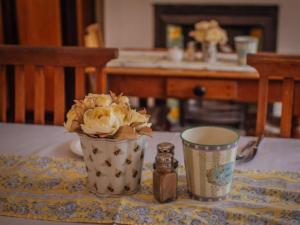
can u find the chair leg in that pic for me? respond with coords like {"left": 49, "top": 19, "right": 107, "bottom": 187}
{"left": 256, "top": 77, "right": 269, "bottom": 137}
{"left": 280, "top": 78, "right": 294, "bottom": 138}
{"left": 96, "top": 68, "right": 107, "bottom": 94}
{"left": 0, "top": 66, "right": 7, "bottom": 122}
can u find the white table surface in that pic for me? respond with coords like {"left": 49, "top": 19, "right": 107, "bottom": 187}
{"left": 107, "top": 50, "right": 256, "bottom": 72}
{"left": 0, "top": 123, "right": 300, "bottom": 225}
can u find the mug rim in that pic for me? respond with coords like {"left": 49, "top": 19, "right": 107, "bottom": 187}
{"left": 180, "top": 125, "right": 240, "bottom": 147}
{"left": 234, "top": 35, "right": 258, "bottom": 43}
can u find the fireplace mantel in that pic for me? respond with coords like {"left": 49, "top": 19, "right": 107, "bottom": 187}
{"left": 154, "top": 4, "right": 278, "bottom": 51}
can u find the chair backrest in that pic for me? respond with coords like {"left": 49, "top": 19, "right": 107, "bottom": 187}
{"left": 247, "top": 53, "right": 300, "bottom": 138}
{"left": 0, "top": 45, "right": 118, "bottom": 125}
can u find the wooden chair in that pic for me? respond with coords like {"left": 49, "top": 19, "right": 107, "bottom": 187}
{"left": 0, "top": 45, "right": 118, "bottom": 125}
{"left": 84, "top": 23, "right": 105, "bottom": 93}
{"left": 247, "top": 53, "right": 300, "bottom": 138}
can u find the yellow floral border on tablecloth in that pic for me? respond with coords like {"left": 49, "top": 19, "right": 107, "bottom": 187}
{"left": 0, "top": 155, "right": 299, "bottom": 225}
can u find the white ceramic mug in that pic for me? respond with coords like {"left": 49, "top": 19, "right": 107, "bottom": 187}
{"left": 168, "top": 46, "right": 184, "bottom": 62}
{"left": 234, "top": 36, "right": 258, "bottom": 65}
{"left": 181, "top": 126, "right": 239, "bottom": 201}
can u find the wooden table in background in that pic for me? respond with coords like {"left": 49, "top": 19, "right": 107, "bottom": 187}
{"left": 103, "top": 67, "right": 300, "bottom": 137}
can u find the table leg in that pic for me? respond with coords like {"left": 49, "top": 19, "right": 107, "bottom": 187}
{"left": 179, "top": 100, "right": 185, "bottom": 127}
{"left": 292, "top": 83, "right": 300, "bottom": 138}
{"left": 293, "top": 118, "right": 300, "bottom": 138}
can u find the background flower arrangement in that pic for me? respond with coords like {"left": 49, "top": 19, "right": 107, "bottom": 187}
{"left": 64, "top": 92, "right": 152, "bottom": 139}
{"left": 189, "top": 20, "right": 228, "bottom": 63}
{"left": 189, "top": 20, "right": 228, "bottom": 45}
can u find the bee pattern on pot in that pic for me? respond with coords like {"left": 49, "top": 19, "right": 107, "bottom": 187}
{"left": 104, "top": 159, "right": 112, "bottom": 167}
{"left": 96, "top": 171, "right": 102, "bottom": 177}
{"left": 133, "top": 145, "right": 139, "bottom": 152}
{"left": 125, "top": 155, "right": 132, "bottom": 165}
{"left": 114, "top": 148, "right": 122, "bottom": 156}
{"left": 92, "top": 147, "right": 98, "bottom": 154}
{"left": 124, "top": 185, "right": 130, "bottom": 191}
{"left": 132, "top": 169, "right": 138, "bottom": 178}
{"left": 107, "top": 185, "right": 114, "bottom": 192}
{"left": 85, "top": 166, "right": 89, "bottom": 172}
{"left": 138, "top": 178, "right": 141, "bottom": 184}
{"left": 94, "top": 183, "right": 98, "bottom": 191}
{"left": 115, "top": 170, "right": 122, "bottom": 177}
{"left": 89, "top": 154, "right": 93, "bottom": 162}
{"left": 140, "top": 151, "right": 144, "bottom": 160}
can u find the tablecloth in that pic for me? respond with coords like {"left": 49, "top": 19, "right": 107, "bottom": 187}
{"left": 0, "top": 155, "right": 299, "bottom": 225}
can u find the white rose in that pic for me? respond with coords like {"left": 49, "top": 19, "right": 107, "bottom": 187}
{"left": 195, "top": 21, "right": 210, "bottom": 31}
{"left": 129, "top": 110, "right": 151, "bottom": 130}
{"left": 194, "top": 30, "right": 206, "bottom": 43}
{"left": 83, "top": 93, "right": 112, "bottom": 108}
{"left": 110, "top": 92, "right": 130, "bottom": 106}
{"left": 209, "top": 20, "right": 219, "bottom": 29}
{"left": 130, "top": 110, "right": 149, "bottom": 123}
{"left": 219, "top": 30, "right": 228, "bottom": 45}
{"left": 65, "top": 109, "right": 79, "bottom": 131}
{"left": 119, "top": 96, "right": 130, "bottom": 105}
{"left": 64, "top": 100, "right": 86, "bottom": 132}
{"left": 81, "top": 107, "right": 121, "bottom": 136}
{"left": 111, "top": 103, "right": 132, "bottom": 125}
{"left": 205, "top": 27, "right": 224, "bottom": 43}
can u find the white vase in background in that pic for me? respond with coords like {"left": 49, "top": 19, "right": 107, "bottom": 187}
{"left": 79, "top": 134, "right": 147, "bottom": 196}
{"left": 168, "top": 46, "right": 184, "bottom": 62}
{"left": 202, "top": 42, "right": 217, "bottom": 64}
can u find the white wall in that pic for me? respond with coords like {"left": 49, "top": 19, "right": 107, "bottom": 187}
{"left": 104, "top": 0, "right": 300, "bottom": 53}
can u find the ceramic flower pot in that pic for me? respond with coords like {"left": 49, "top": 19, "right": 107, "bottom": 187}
{"left": 79, "top": 134, "right": 147, "bottom": 196}
{"left": 181, "top": 126, "right": 239, "bottom": 201}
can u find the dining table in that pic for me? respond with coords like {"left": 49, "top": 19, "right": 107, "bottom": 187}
{"left": 104, "top": 50, "right": 300, "bottom": 138}
{"left": 0, "top": 123, "right": 299, "bottom": 225}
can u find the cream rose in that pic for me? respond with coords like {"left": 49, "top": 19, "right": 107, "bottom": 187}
{"left": 205, "top": 27, "right": 225, "bottom": 43}
{"left": 195, "top": 21, "right": 210, "bottom": 30}
{"left": 118, "top": 96, "right": 130, "bottom": 105}
{"left": 191, "top": 20, "right": 227, "bottom": 45}
{"left": 110, "top": 91, "right": 130, "bottom": 106}
{"left": 83, "top": 93, "right": 112, "bottom": 108}
{"left": 129, "top": 110, "right": 151, "bottom": 130}
{"left": 209, "top": 20, "right": 219, "bottom": 28}
{"left": 64, "top": 100, "right": 86, "bottom": 132}
{"left": 65, "top": 92, "right": 152, "bottom": 138}
{"left": 81, "top": 107, "right": 121, "bottom": 136}
{"left": 111, "top": 103, "right": 131, "bottom": 125}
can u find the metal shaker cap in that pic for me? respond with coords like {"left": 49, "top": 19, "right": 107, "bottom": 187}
{"left": 157, "top": 142, "right": 175, "bottom": 155}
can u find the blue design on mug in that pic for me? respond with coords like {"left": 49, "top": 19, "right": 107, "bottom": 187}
{"left": 207, "top": 162, "right": 234, "bottom": 186}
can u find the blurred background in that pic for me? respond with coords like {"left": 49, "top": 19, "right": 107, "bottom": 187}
{"left": 1, "top": 0, "right": 300, "bottom": 136}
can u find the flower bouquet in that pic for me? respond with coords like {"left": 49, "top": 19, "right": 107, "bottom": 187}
{"left": 189, "top": 20, "right": 228, "bottom": 63}
{"left": 65, "top": 92, "right": 152, "bottom": 196}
